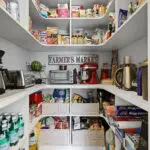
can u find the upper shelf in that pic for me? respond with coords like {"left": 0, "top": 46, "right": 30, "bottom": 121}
{"left": 29, "top": 0, "right": 70, "bottom": 30}
{"left": 0, "top": 84, "right": 149, "bottom": 111}
{"left": 29, "top": 0, "right": 115, "bottom": 28}
{"left": 0, "top": 1, "right": 148, "bottom": 52}
{"left": 72, "top": 0, "right": 115, "bottom": 29}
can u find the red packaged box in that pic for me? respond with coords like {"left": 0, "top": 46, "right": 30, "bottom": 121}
{"left": 30, "top": 91, "right": 43, "bottom": 105}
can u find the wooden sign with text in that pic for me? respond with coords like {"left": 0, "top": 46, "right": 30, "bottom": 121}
{"left": 48, "top": 55, "right": 99, "bottom": 65}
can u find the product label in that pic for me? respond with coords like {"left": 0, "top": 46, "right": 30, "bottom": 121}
{"left": 0, "top": 138, "right": 9, "bottom": 150}
{"left": 0, "top": 143, "right": 9, "bottom": 150}
{"left": 0, "top": 135, "right": 5, "bottom": 140}
{"left": 14, "top": 124, "right": 18, "bottom": 130}
{"left": 9, "top": 131, "right": 18, "bottom": 144}
{"left": 29, "top": 137, "right": 36, "bottom": 146}
{"left": 18, "top": 127, "right": 24, "bottom": 137}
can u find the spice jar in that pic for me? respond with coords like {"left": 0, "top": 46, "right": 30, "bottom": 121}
{"left": 58, "top": 30, "right": 69, "bottom": 44}
{"left": 99, "top": 5, "right": 106, "bottom": 16}
{"left": 77, "top": 35, "right": 84, "bottom": 44}
{"left": 72, "top": 35, "right": 78, "bottom": 44}
{"left": 86, "top": 9, "right": 93, "bottom": 18}
{"left": 93, "top": 4, "right": 99, "bottom": 17}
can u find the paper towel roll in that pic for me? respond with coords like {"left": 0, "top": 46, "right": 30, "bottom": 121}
{"left": 115, "top": 121, "right": 142, "bottom": 129}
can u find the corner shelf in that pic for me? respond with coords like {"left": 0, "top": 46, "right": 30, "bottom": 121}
{"left": 0, "top": 84, "right": 148, "bottom": 111}
{"left": 30, "top": 0, "right": 115, "bottom": 25}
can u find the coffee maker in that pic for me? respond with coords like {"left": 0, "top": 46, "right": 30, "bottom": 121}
{"left": 114, "top": 56, "right": 137, "bottom": 91}
{"left": 0, "top": 50, "right": 6, "bottom": 94}
{"left": 80, "top": 63, "right": 100, "bottom": 84}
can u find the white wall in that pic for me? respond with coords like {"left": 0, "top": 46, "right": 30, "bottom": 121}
{"left": 119, "top": 37, "right": 147, "bottom": 64}
{"left": 29, "top": 51, "right": 112, "bottom": 78}
{"left": 0, "top": 37, "right": 30, "bottom": 70}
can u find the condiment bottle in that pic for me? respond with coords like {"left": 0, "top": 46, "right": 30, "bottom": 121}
{"left": 77, "top": 35, "right": 84, "bottom": 44}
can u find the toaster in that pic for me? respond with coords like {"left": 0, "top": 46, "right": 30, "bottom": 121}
{"left": 4, "top": 70, "right": 35, "bottom": 89}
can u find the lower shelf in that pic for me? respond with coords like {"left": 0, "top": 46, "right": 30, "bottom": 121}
{"left": 39, "top": 145, "right": 105, "bottom": 150}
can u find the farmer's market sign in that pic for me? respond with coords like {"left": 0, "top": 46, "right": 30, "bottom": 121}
{"left": 48, "top": 55, "right": 99, "bottom": 65}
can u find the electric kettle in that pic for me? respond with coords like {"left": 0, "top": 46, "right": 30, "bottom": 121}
{"left": 114, "top": 56, "right": 137, "bottom": 90}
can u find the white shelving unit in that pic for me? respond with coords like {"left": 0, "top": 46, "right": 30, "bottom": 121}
{"left": 0, "top": 84, "right": 148, "bottom": 111}
{"left": 0, "top": 0, "right": 149, "bottom": 149}
{"left": 0, "top": 0, "right": 147, "bottom": 52}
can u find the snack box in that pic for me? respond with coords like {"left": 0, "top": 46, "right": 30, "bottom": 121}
{"left": 105, "top": 106, "right": 147, "bottom": 117}
{"left": 49, "top": 9, "right": 58, "bottom": 18}
{"left": 57, "top": 4, "right": 69, "bottom": 18}
{"left": 46, "top": 27, "right": 58, "bottom": 36}
{"left": 38, "top": 30, "right": 47, "bottom": 44}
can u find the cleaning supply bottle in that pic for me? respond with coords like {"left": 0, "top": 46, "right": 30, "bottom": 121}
{"left": 9, "top": 116, "right": 18, "bottom": 146}
{"left": 17, "top": 113, "right": 24, "bottom": 139}
{"left": 0, "top": 123, "right": 10, "bottom": 150}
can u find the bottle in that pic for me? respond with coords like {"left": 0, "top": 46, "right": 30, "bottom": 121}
{"left": 29, "top": 131, "right": 37, "bottom": 150}
{"left": 111, "top": 50, "right": 118, "bottom": 84}
{"left": 17, "top": 113, "right": 24, "bottom": 139}
{"left": 7, "top": 0, "right": 20, "bottom": 21}
{"left": 2, "top": 120, "right": 8, "bottom": 127}
{"left": 9, "top": 116, "right": 18, "bottom": 146}
{"left": 0, "top": 124, "right": 10, "bottom": 150}
{"left": 3, "top": 113, "right": 8, "bottom": 119}
{"left": 0, "top": 115, "right": 3, "bottom": 124}
{"left": 137, "top": 67, "right": 142, "bottom": 96}
{"left": 5, "top": 115, "right": 11, "bottom": 130}
{"left": 65, "top": 89, "right": 70, "bottom": 103}
{"left": 128, "top": 2, "right": 134, "bottom": 17}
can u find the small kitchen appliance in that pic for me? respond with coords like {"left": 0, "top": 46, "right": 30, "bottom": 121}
{"left": 0, "top": 50, "right": 6, "bottom": 95}
{"left": 49, "top": 70, "right": 73, "bottom": 84}
{"left": 4, "top": 70, "right": 35, "bottom": 89}
{"left": 114, "top": 56, "right": 137, "bottom": 90}
{"left": 80, "top": 63, "right": 99, "bottom": 84}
